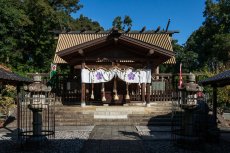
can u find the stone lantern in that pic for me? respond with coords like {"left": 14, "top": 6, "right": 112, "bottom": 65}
{"left": 180, "top": 73, "right": 203, "bottom": 106}
{"left": 174, "top": 73, "right": 205, "bottom": 148}
{"left": 23, "top": 73, "right": 52, "bottom": 141}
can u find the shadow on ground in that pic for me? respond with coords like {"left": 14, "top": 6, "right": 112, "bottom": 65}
{"left": 1, "top": 126, "right": 230, "bottom": 153}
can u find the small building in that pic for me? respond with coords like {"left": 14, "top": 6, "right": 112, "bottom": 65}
{"left": 0, "top": 64, "right": 31, "bottom": 86}
{"left": 200, "top": 70, "right": 230, "bottom": 121}
{"left": 0, "top": 64, "right": 31, "bottom": 126}
{"left": 53, "top": 28, "right": 177, "bottom": 106}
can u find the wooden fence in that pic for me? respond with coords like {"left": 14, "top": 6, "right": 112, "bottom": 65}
{"left": 27, "top": 73, "right": 203, "bottom": 104}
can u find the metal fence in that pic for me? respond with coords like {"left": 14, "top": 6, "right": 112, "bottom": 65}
{"left": 17, "top": 89, "right": 55, "bottom": 147}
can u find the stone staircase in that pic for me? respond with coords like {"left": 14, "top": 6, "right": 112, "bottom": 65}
{"left": 55, "top": 102, "right": 181, "bottom": 126}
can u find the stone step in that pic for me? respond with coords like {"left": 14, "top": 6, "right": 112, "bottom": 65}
{"left": 55, "top": 114, "right": 93, "bottom": 117}
{"left": 55, "top": 116, "right": 176, "bottom": 126}
{"left": 56, "top": 122, "right": 94, "bottom": 126}
{"left": 95, "top": 107, "right": 145, "bottom": 111}
{"left": 53, "top": 104, "right": 177, "bottom": 126}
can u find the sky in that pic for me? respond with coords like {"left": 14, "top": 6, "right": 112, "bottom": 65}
{"left": 72, "top": 0, "right": 206, "bottom": 45}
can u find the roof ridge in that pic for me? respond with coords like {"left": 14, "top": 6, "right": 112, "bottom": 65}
{"left": 51, "top": 29, "right": 179, "bottom": 35}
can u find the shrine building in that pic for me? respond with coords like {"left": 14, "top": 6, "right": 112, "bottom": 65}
{"left": 53, "top": 27, "right": 178, "bottom": 106}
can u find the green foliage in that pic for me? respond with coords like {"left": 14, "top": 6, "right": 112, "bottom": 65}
{"left": 160, "top": 39, "right": 198, "bottom": 73}
{"left": 0, "top": 0, "right": 32, "bottom": 70}
{"left": 0, "top": 0, "right": 103, "bottom": 76}
{"left": 174, "top": 40, "right": 198, "bottom": 73}
{"left": 0, "top": 85, "right": 16, "bottom": 116}
{"left": 112, "top": 16, "right": 122, "bottom": 30}
{"left": 199, "top": 66, "right": 230, "bottom": 107}
{"left": 112, "top": 15, "right": 132, "bottom": 31}
{"left": 185, "top": 0, "right": 230, "bottom": 71}
{"left": 73, "top": 14, "right": 103, "bottom": 31}
{"left": 123, "top": 15, "right": 132, "bottom": 30}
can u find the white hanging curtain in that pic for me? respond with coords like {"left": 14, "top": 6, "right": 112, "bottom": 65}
{"left": 81, "top": 68, "right": 115, "bottom": 83}
{"left": 116, "top": 69, "right": 151, "bottom": 83}
{"left": 81, "top": 68, "right": 151, "bottom": 83}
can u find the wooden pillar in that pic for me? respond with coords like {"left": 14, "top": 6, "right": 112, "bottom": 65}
{"left": 213, "top": 86, "right": 217, "bottom": 124}
{"left": 155, "top": 66, "right": 159, "bottom": 80}
{"left": 141, "top": 83, "right": 146, "bottom": 102}
{"left": 81, "top": 62, "right": 86, "bottom": 107}
{"left": 146, "top": 83, "right": 151, "bottom": 107}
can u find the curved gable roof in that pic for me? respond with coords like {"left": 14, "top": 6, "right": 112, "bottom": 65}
{"left": 53, "top": 33, "right": 175, "bottom": 64}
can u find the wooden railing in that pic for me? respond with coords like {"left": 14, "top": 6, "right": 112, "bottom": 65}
{"left": 27, "top": 72, "right": 204, "bottom": 104}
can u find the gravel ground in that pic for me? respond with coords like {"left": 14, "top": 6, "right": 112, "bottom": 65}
{"left": 2, "top": 125, "right": 230, "bottom": 153}
{"left": 137, "top": 126, "right": 230, "bottom": 153}
{"left": 0, "top": 128, "right": 92, "bottom": 153}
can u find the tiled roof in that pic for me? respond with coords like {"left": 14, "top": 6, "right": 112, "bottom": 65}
{"left": 199, "top": 70, "right": 230, "bottom": 87}
{"left": 0, "top": 66, "right": 32, "bottom": 84}
{"left": 53, "top": 33, "right": 175, "bottom": 64}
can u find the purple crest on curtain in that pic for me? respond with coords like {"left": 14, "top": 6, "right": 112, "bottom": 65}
{"left": 96, "top": 72, "right": 103, "bottom": 80}
{"left": 128, "top": 72, "right": 135, "bottom": 80}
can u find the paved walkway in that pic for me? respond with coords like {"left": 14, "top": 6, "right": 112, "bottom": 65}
{"left": 80, "top": 126, "right": 146, "bottom": 153}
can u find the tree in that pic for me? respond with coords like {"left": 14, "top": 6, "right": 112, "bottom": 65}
{"left": 112, "top": 15, "right": 132, "bottom": 31}
{"left": 112, "top": 16, "right": 122, "bottom": 30}
{"left": 0, "top": 0, "right": 32, "bottom": 67}
{"left": 0, "top": 0, "right": 103, "bottom": 75}
{"left": 184, "top": 0, "right": 230, "bottom": 108}
{"left": 73, "top": 14, "right": 103, "bottom": 31}
{"left": 123, "top": 15, "right": 132, "bottom": 30}
{"left": 160, "top": 39, "right": 198, "bottom": 73}
{"left": 185, "top": 0, "right": 230, "bottom": 71}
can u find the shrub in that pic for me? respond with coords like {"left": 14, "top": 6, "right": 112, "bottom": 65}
{"left": 0, "top": 85, "right": 16, "bottom": 116}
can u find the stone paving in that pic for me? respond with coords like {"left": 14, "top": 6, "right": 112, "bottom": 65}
{"left": 138, "top": 126, "right": 230, "bottom": 153}
{"left": 1, "top": 125, "right": 230, "bottom": 153}
{"left": 80, "top": 125, "right": 146, "bottom": 153}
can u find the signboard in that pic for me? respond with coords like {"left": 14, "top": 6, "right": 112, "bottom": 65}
{"left": 152, "top": 81, "right": 165, "bottom": 91}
